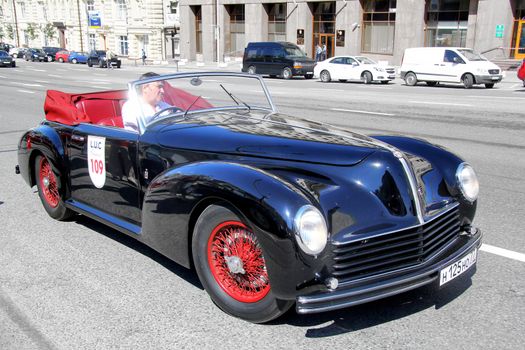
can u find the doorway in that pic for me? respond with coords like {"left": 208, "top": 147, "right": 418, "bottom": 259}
{"left": 313, "top": 34, "right": 335, "bottom": 60}
{"left": 514, "top": 20, "right": 525, "bottom": 59}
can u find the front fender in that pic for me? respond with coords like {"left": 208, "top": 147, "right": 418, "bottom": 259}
{"left": 17, "top": 124, "right": 68, "bottom": 191}
{"left": 140, "top": 161, "right": 330, "bottom": 299}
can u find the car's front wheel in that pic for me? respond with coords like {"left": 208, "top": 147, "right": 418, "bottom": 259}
{"left": 58, "top": 57, "right": 64, "bottom": 63}
{"left": 34, "top": 154, "right": 73, "bottom": 221}
{"left": 362, "top": 71, "right": 373, "bottom": 84}
{"left": 404, "top": 72, "right": 418, "bottom": 86}
{"left": 320, "top": 70, "right": 331, "bottom": 83}
{"left": 87, "top": 60, "right": 93, "bottom": 67}
{"left": 71, "top": 58, "right": 78, "bottom": 64}
{"left": 281, "top": 67, "right": 292, "bottom": 80}
{"left": 304, "top": 74, "right": 313, "bottom": 79}
{"left": 462, "top": 73, "right": 474, "bottom": 89}
{"left": 192, "top": 204, "right": 293, "bottom": 323}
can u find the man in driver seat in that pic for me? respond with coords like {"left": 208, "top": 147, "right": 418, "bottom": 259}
{"left": 122, "top": 72, "right": 171, "bottom": 132}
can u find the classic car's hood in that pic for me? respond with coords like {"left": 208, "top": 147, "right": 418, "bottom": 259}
{"left": 154, "top": 111, "right": 383, "bottom": 166}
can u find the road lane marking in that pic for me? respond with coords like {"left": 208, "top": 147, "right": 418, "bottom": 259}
{"left": 467, "top": 95, "right": 524, "bottom": 100}
{"left": 47, "top": 74, "right": 61, "bottom": 78}
{"left": 311, "top": 88, "right": 345, "bottom": 92}
{"left": 12, "top": 82, "right": 43, "bottom": 87}
{"left": 17, "top": 89, "right": 35, "bottom": 94}
{"left": 408, "top": 101, "right": 473, "bottom": 107}
{"left": 28, "top": 68, "right": 46, "bottom": 72}
{"left": 331, "top": 108, "right": 395, "bottom": 116}
{"left": 0, "top": 75, "right": 6, "bottom": 78}
{"left": 35, "top": 80, "right": 49, "bottom": 83}
{"left": 480, "top": 244, "right": 525, "bottom": 262}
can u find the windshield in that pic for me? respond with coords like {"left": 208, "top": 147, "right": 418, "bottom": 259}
{"left": 354, "top": 56, "right": 377, "bottom": 64}
{"left": 284, "top": 46, "right": 307, "bottom": 58}
{"left": 130, "top": 73, "right": 276, "bottom": 132}
{"left": 96, "top": 50, "right": 106, "bottom": 55}
{"left": 457, "top": 49, "right": 486, "bottom": 61}
{"left": 0, "top": 51, "right": 8, "bottom": 57}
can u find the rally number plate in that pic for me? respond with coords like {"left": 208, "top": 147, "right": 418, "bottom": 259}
{"left": 439, "top": 249, "right": 477, "bottom": 286}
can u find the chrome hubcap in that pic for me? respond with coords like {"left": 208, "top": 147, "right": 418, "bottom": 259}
{"left": 43, "top": 177, "right": 50, "bottom": 188}
{"left": 225, "top": 255, "right": 245, "bottom": 274}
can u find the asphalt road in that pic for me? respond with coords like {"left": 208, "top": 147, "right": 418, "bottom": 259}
{"left": 0, "top": 60, "right": 524, "bottom": 349}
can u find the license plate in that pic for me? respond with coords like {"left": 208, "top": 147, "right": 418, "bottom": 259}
{"left": 439, "top": 248, "right": 477, "bottom": 286}
{"left": 388, "top": 75, "right": 396, "bottom": 79}
{"left": 491, "top": 76, "right": 499, "bottom": 80}
{"left": 306, "top": 71, "right": 313, "bottom": 74}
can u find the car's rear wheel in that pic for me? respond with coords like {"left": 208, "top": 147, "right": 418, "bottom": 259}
{"left": 362, "top": 71, "right": 373, "bottom": 84}
{"left": 247, "top": 65, "right": 256, "bottom": 75}
{"left": 320, "top": 70, "right": 331, "bottom": 83}
{"left": 47, "top": 56, "right": 52, "bottom": 62}
{"left": 192, "top": 204, "right": 293, "bottom": 323}
{"left": 34, "top": 154, "right": 73, "bottom": 221}
{"left": 281, "top": 67, "right": 292, "bottom": 80}
{"left": 485, "top": 83, "right": 495, "bottom": 88}
{"left": 462, "top": 73, "right": 474, "bottom": 89}
{"left": 71, "top": 58, "right": 78, "bottom": 64}
{"left": 404, "top": 72, "right": 418, "bottom": 86}
{"left": 58, "top": 57, "right": 64, "bottom": 63}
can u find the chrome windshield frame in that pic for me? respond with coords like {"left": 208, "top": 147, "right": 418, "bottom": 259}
{"left": 127, "top": 71, "right": 278, "bottom": 135}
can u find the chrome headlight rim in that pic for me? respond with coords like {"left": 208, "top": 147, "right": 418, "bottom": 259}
{"left": 293, "top": 205, "right": 328, "bottom": 256}
{"left": 456, "top": 162, "right": 479, "bottom": 203}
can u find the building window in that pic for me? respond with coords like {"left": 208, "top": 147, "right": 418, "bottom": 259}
{"left": 87, "top": 0, "right": 95, "bottom": 12}
{"left": 118, "top": 35, "right": 128, "bottom": 55}
{"left": 267, "top": 3, "right": 286, "bottom": 42}
{"left": 170, "top": 1, "right": 178, "bottom": 14}
{"left": 89, "top": 33, "right": 96, "bottom": 50}
{"left": 192, "top": 6, "right": 202, "bottom": 54}
{"left": 227, "top": 5, "right": 245, "bottom": 56}
{"left": 425, "top": 0, "right": 469, "bottom": 47}
{"left": 18, "top": 2, "right": 26, "bottom": 18}
{"left": 362, "top": 0, "right": 396, "bottom": 54}
{"left": 115, "top": 0, "right": 127, "bottom": 20}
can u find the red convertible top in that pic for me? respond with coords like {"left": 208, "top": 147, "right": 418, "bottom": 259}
{"left": 44, "top": 83, "right": 213, "bottom": 127}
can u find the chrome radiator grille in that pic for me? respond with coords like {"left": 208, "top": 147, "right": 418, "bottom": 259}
{"left": 332, "top": 206, "right": 460, "bottom": 281}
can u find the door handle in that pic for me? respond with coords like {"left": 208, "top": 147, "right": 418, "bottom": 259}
{"left": 71, "top": 134, "right": 85, "bottom": 142}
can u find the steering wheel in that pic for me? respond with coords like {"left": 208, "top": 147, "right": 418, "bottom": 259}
{"left": 150, "top": 106, "right": 183, "bottom": 122}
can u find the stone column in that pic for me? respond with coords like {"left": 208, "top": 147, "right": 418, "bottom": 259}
{"left": 245, "top": 4, "right": 267, "bottom": 42}
{"left": 393, "top": 0, "right": 426, "bottom": 65}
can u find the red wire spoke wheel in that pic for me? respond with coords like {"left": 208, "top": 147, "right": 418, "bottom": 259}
{"left": 38, "top": 156, "right": 60, "bottom": 208}
{"left": 207, "top": 221, "right": 271, "bottom": 303}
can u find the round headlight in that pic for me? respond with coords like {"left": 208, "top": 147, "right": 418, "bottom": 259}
{"left": 456, "top": 163, "right": 479, "bottom": 202}
{"left": 294, "top": 205, "right": 328, "bottom": 255}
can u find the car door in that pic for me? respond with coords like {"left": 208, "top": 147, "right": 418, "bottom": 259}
{"left": 345, "top": 57, "right": 361, "bottom": 80}
{"left": 441, "top": 49, "right": 465, "bottom": 83}
{"left": 327, "top": 57, "right": 345, "bottom": 80}
{"left": 68, "top": 124, "right": 142, "bottom": 227}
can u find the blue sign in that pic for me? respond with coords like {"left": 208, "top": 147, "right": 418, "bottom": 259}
{"left": 89, "top": 11, "right": 101, "bottom": 28}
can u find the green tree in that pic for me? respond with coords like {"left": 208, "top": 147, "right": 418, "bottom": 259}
{"left": 40, "top": 23, "right": 56, "bottom": 45}
{"left": 6, "top": 24, "right": 14, "bottom": 41}
{"left": 26, "top": 22, "right": 38, "bottom": 41}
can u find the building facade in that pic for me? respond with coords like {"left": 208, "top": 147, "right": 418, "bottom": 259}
{"left": 0, "top": 0, "right": 181, "bottom": 61}
{"left": 179, "top": 0, "right": 525, "bottom": 65}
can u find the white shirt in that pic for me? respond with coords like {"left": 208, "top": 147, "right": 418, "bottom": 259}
{"left": 121, "top": 98, "right": 171, "bottom": 132}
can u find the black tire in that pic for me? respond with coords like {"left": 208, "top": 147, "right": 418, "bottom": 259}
{"left": 304, "top": 73, "right": 313, "bottom": 79}
{"left": 99, "top": 60, "right": 104, "bottom": 68}
{"left": 281, "top": 67, "right": 292, "bottom": 80}
{"left": 462, "top": 73, "right": 474, "bottom": 89}
{"left": 11, "top": 62, "right": 16, "bottom": 67}
{"left": 426, "top": 81, "right": 438, "bottom": 87}
{"left": 116, "top": 62, "right": 121, "bottom": 69}
{"left": 192, "top": 204, "right": 293, "bottom": 323}
{"left": 71, "top": 58, "right": 78, "bottom": 64}
{"left": 339, "top": 79, "right": 347, "bottom": 82}
{"left": 247, "top": 65, "right": 256, "bottom": 75}
{"left": 404, "top": 72, "right": 418, "bottom": 86}
{"left": 362, "top": 71, "right": 373, "bottom": 84}
{"left": 58, "top": 57, "right": 64, "bottom": 63}
{"left": 87, "top": 61, "right": 93, "bottom": 67}
{"left": 485, "top": 83, "right": 494, "bottom": 88}
{"left": 380, "top": 80, "right": 389, "bottom": 84}
{"left": 320, "top": 70, "right": 331, "bottom": 83}
{"left": 34, "top": 154, "right": 74, "bottom": 221}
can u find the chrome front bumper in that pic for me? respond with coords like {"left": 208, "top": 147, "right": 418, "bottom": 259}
{"left": 296, "top": 227, "right": 482, "bottom": 314}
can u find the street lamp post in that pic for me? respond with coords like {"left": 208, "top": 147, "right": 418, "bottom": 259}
{"left": 11, "top": 0, "right": 20, "bottom": 47}
{"left": 216, "top": 0, "right": 220, "bottom": 64}
{"left": 76, "top": 0, "right": 84, "bottom": 51}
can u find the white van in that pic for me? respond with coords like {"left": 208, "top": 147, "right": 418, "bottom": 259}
{"left": 400, "top": 47, "right": 503, "bottom": 88}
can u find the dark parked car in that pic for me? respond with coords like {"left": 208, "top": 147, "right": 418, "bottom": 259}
{"left": 16, "top": 72, "right": 481, "bottom": 323}
{"left": 87, "top": 50, "right": 121, "bottom": 68}
{"left": 68, "top": 51, "right": 88, "bottom": 64}
{"left": 42, "top": 47, "right": 62, "bottom": 62}
{"left": 0, "top": 50, "right": 16, "bottom": 67}
{"left": 24, "top": 48, "right": 47, "bottom": 62}
{"left": 242, "top": 42, "right": 316, "bottom": 79}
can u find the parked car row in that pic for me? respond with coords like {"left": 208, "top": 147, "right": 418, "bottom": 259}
{"left": 242, "top": 42, "right": 508, "bottom": 89}
{"left": 7, "top": 46, "right": 122, "bottom": 68}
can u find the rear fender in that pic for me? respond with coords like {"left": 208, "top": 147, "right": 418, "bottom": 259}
{"left": 141, "top": 161, "right": 327, "bottom": 299}
{"left": 18, "top": 125, "right": 68, "bottom": 194}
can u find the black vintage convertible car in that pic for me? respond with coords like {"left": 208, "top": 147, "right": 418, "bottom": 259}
{"left": 16, "top": 72, "right": 481, "bottom": 323}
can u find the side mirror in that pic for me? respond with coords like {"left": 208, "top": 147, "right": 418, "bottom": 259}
{"left": 453, "top": 57, "right": 462, "bottom": 64}
{"left": 352, "top": 62, "right": 358, "bottom": 67}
